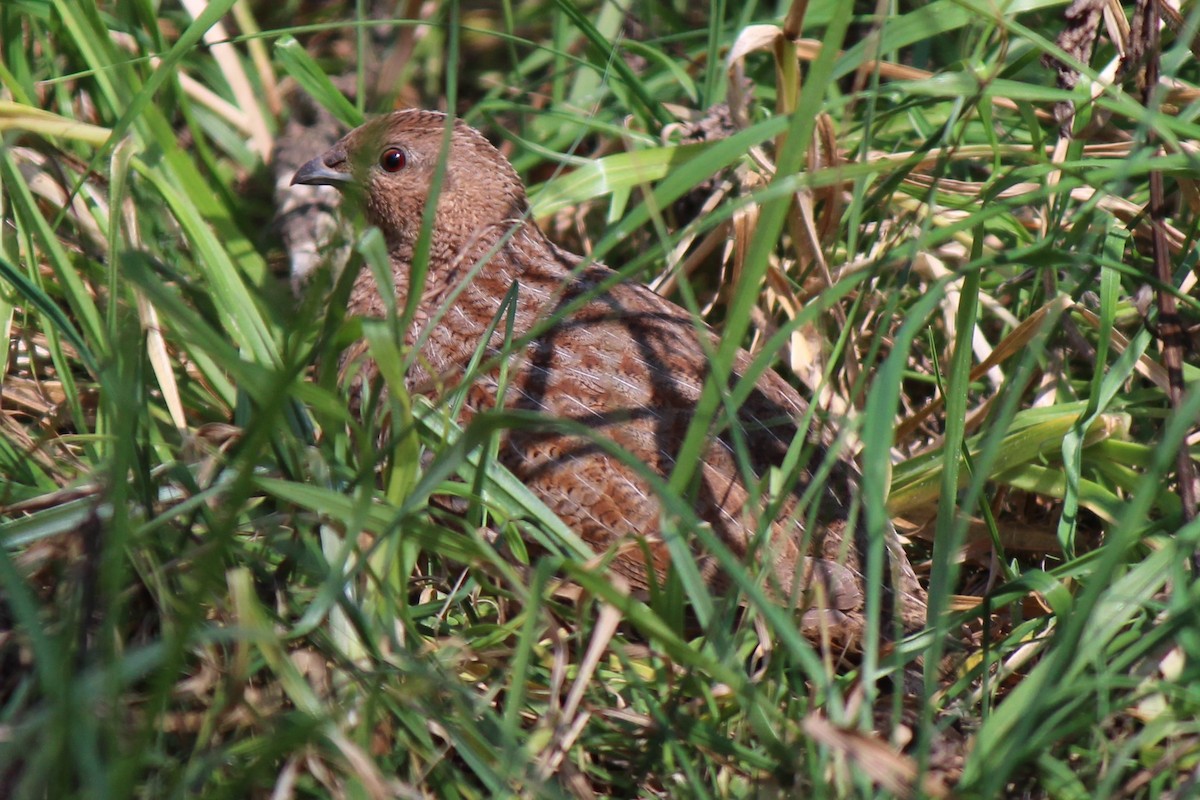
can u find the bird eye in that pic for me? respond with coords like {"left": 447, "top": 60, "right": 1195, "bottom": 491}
{"left": 379, "top": 147, "right": 407, "bottom": 173}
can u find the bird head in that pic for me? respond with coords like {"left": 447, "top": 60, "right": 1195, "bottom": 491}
{"left": 291, "top": 110, "right": 530, "bottom": 259}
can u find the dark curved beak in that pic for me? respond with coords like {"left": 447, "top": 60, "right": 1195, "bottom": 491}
{"left": 291, "top": 153, "right": 353, "bottom": 187}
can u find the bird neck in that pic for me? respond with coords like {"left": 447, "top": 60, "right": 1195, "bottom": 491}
{"left": 376, "top": 218, "right": 554, "bottom": 307}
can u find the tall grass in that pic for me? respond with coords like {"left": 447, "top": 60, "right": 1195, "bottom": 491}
{"left": 2, "top": 0, "right": 1199, "bottom": 797}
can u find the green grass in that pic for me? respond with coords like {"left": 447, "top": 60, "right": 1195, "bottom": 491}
{"left": 3, "top": 0, "right": 1200, "bottom": 797}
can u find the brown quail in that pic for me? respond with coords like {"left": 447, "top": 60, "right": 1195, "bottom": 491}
{"left": 291, "top": 109, "right": 926, "bottom": 643}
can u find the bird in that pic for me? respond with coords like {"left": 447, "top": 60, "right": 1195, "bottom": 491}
{"left": 290, "top": 109, "right": 926, "bottom": 644}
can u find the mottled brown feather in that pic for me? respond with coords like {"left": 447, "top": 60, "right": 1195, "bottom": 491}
{"left": 291, "top": 110, "right": 926, "bottom": 642}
